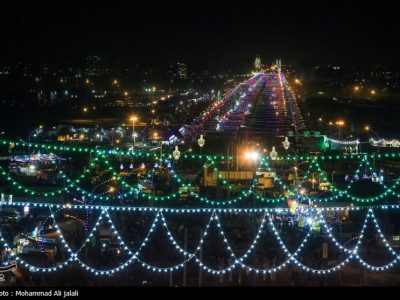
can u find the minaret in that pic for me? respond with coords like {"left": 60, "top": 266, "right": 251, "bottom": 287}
{"left": 275, "top": 59, "right": 282, "bottom": 72}
{"left": 254, "top": 57, "right": 261, "bottom": 71}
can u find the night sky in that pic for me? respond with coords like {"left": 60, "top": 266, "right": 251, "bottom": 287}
{"left": 0, "top": 0, "right": 399, "bottom": 68}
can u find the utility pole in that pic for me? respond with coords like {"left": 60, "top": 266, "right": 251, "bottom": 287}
{"left": 252, "top": 160, "right": 257, "bottom": 286}
{"left": 198, "top": 229, "right": 203, "bottom": 287}
{"left": 227, "top": 144, "right": 230, "bottom": 174}
{"left": 183, "top": 227, "right": 188, "bottom": 286}
{"left": 227, "top": 144, "right": 230, "bottom": 200}
{"left": 236, "top": 143, "right": 239, "bottom": 171}
{"left": 159, "top": 140, "right": 163, "bottom": 168}
{"left": 219, "top": 259, "right": 223, "bottom": 283}
{"left": 312, "top": 172, "right": 315, "bottom": 189}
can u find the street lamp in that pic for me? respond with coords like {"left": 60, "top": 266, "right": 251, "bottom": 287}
{"left": 96, "top": 133, "right": 114, "bottom": 147}
{"left": 335, "top": 120, "right": 345, "bottom": 139}
{"left": 130, "top": 116, "right": 138, "bottom": 149}
{"left": 244, "top": 150, "right": 260, "bottom": 191}
{"left": 150, "top": 109, "right": 156, "bottom": 125}
{"left": 244, "top": 148, "right": 260, "bottom": 245}
{"left": 244, "top": 151, "right": 260, "bottom": 161}
{"left": 364, "top": 125, "right": 380, "bottom": 139}
{"left": 293, "top": 166, "right": 298, "bottom": 187}
{"left": 28, "top": 125, "right": 43, "bottom": 144}
{"left": 365, "top": 125, "right": 381, "bottom": 142}
{"left": 153, "top": 132, "right": 163, "bottom": 167}
{"left": 318, "top": 118, "right": 334, "bottom": 138}
{"left": 318, "top": 117, "right": 346, "bottom": 139}
{"left": 365, "top": 125, "right": 381, "bottom": 152}
{"left": 335, "top": 120, "right": 345, "bottom": 126}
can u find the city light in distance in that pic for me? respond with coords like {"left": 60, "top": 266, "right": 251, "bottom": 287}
{"left": 335, "top": 120, "right": 345, "bottom": 126}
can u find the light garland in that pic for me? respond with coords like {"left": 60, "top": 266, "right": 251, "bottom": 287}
{"left": 6, "top": 200, "right": 400, "bottom": 213}
{"left": 6, "top": 138, "right": 400, "bottom": 162}
{"left": 324, "top": 136, "right": 360, "bottom": 145}
{"left": 2, "top": 148, "right": 400, "bottom": 204}
{"left": 370, "top": 138, "right": 400, "bottom": 148}
{"left": 0, "top": 139, "right": 231, "bottom": 161}
{"left": 1, "top": 204, "right": 400, "bottom": 275}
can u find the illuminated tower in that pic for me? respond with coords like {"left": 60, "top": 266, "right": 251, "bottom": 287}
{"left": 254, "top": 57, "right": 261, "bottom": 71}
{"left": 275, "top": 59, "right": 282, "bottom": 72}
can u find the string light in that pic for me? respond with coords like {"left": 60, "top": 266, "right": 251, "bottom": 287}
{"left": 1, "top": 203, "right": 399, "bottom": 275}
{"left": 6, "top": 138, "right": 400, "bottom": 162}
{"left": 2, "top": 141, "right": 400, "bottom": 205}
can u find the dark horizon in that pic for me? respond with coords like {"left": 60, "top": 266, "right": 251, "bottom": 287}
{"left": 0, "top": 1, "right": 399, "bottom": 68}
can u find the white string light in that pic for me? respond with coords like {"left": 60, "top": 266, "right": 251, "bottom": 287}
{"left": 2, "top": 204, "right": 400, "bottom": 275}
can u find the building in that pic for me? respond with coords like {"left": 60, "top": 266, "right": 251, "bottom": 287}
{"left": 84, "top": 55, "right": 110, "bottom": 76}
{"left": 167, "top": 63, "right": 189, "bottom": 88}
{"left": 177, "top": 62, "right": 188, "bottom": 80}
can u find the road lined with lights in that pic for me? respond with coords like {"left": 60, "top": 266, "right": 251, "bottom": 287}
{"left": 195, "top": 70, "right": 304, "bottom": 134}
